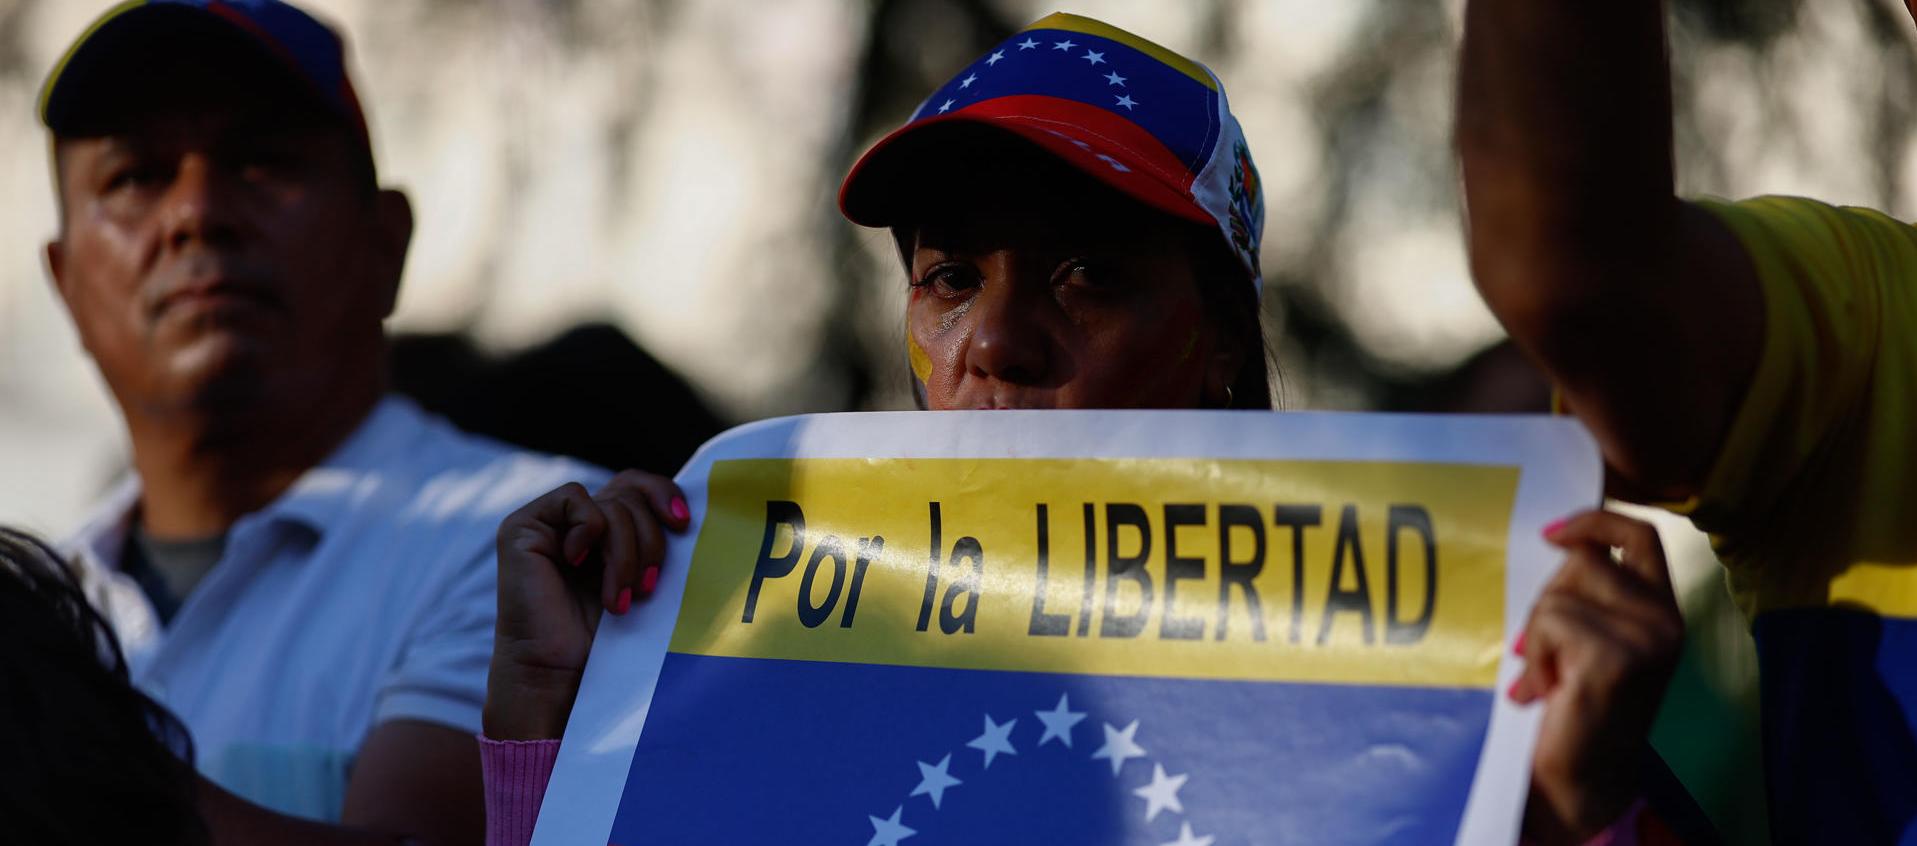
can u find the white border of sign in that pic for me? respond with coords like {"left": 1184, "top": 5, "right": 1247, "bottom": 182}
{"left": 531, "top": 410, "right": 1600, "bottom": 845}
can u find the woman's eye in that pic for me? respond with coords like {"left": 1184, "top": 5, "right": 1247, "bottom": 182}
{"left": 914, "top": 264, "right": 981, "bottom": 295}
{"left": 1057, "top": 259, "right": 1118, "bottom": 290}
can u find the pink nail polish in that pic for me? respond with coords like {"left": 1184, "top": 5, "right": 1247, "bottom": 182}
{"left": 1541, "top": 518, "right": 1567, "bottom": 539}
{"left": 615, "top": 588, "right": 632, "bottom": 614}
{"left": 1506, "top": 679, "right": 1524, "bottom": 701}
{"left": 670, "top": 497, "right": 690, "bottom": 523}
{"left": 642, "top": 567, "right": 660, "bottom": 595}
{"left": 1512, "top": 630, "right": 1527, "bottom": 657}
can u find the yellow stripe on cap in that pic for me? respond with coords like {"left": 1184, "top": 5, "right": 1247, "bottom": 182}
{"left": 1023, "top": 12, "right": 1218, "bottom": 92}
{"left": 37, "top": 0, "right": 147, "bottom": 124}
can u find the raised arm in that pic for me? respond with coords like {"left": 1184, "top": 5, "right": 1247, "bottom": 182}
{"left": 1457, "top": 0, "right": 1764, "bottom": 501}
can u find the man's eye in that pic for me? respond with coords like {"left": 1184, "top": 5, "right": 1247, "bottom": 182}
{"left": 105, "top": 162, "right": 170, "bottom": 192}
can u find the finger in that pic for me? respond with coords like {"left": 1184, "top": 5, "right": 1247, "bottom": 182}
{"left": 1511, "top": 590, "right": 1618, "bottom": 702}
{"left": 600, "top": 470, "right": 692, "bottom": 533}
{"left": 595, "top": 492, "right": 641, "bottom": 614}
{"left": 500, "top": 483, "right": 608, "bottom": 568}
{"left": 1545, "top": 510, "right": 1672, "bottom": 593}
{"left": 601, "top": 494, "right": 659, "bottom": 608}
{"left": 608, "top": 489, "right": 668, "bottom": 598}
{"left": 1549, "top": 545, "right": 1668, "bottom": 622}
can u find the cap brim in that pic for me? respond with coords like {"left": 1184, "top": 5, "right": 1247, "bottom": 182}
{"left": 840, "top": 95, "right": 1215, "bottom": 230}
{"left": 39, "top": 4, "right": 339, "bottom": 134}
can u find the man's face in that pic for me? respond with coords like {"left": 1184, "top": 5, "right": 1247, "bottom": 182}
{"left": 46, "top": 69, "right": 409, "bottom": 426}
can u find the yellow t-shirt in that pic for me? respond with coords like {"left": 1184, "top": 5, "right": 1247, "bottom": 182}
{"left": 1690, "top": 196, "right": 1916, "bottom": 614}
{"left": 1686, "top": 195, "right": 1917, "bottom": 841}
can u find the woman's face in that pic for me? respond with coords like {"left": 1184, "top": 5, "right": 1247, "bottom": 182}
{"left": 903, "top": 158, "right": 1235, "bottom": 410}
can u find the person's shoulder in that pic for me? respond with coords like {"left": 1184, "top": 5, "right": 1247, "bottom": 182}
{"left": 375, "top": 397, "right": 613, "bottom": 522}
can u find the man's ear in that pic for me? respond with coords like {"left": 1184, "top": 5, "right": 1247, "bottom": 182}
{"left": 45, "top": 239, "right": 70, "bottom": 304}
{"left": 369, "top": 188, "right": 414, "bottom": 318}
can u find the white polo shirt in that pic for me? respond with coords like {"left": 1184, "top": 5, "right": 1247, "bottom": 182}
{"left": 65, "top": 396, "right": 609, "bottom": 821}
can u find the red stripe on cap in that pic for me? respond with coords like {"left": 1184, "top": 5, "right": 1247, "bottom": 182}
{"left": 957, "top": 94, "right": 1198, "bottom": 193}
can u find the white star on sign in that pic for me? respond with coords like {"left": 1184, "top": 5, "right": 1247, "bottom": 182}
{"left": 1132, "top": 763, "right": 1189, "bottom": 822}
{"left": 967, "top": 714, "right": 1018, "bottom": 769}
{"left": 1053, "top": 39, "right": 1077, "bottom": 51}
{"left": 1161, "top": 822, "right": 1215, "bottom": 846}
{"left": 910, "top": 754, "right": 962, "bottom": 809}
{"left": 867, "top": 806, "right": 916, "bottom": 846}
{"left": 1018, "top": 37, "right": 1039, "bottom": 50}
{"left": 1083, "top": 50, "right": 1106, "bottom": 65}
{"left": 959, "top": 73, "right": 978, "bottom": 89}
{"left": 986, "top": 49, "right": 1005, "bottom": 66}
{"left": 1104, "top": 70, "right": 1127, "bottom": 86}
{"left": 1034, "top": 694, "right": 1087, "bottom": 748}
{"left": 1092, "top": 720, "right": 1147, "bottom": 776}
{"left": 1114, "top": 94, "right": 1138, "bottom": 110}
{"left": 937, "top": 99, "right": 955, "bottom": 113}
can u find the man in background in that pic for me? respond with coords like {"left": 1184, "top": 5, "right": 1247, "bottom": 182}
{"left": 1460, "top": 0, "right": 1917, "bottom": 841}
{"left": 40, "top": 1, "right": 605, "bottom": 841}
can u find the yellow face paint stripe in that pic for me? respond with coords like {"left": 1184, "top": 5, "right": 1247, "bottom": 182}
{"left": 907, "top": 329, "right": 934, "bottom": 384}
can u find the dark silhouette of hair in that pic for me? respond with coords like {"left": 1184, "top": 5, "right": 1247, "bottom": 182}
{"left": 0, "top": 528, "right": 208, "bottom": 846}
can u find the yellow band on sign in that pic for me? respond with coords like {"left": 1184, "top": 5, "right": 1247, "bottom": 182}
{"left": 671, "top": 458, "right": 1518, "bottom": 689}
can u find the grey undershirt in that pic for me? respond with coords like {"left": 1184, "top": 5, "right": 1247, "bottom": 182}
{"left": 122, "top": 523, "right": 227, "bottom": 625}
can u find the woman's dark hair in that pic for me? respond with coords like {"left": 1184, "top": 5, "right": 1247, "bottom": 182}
{"left": 0, "top": 528, "right": 209, "bottom": 846}
{"left": 1184, "top": 223, "right": 1275, "bottom": 410}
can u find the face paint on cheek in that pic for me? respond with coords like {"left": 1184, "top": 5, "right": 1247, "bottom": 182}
{"left": 906, "top": 325, "right": 934, "bottom": 384}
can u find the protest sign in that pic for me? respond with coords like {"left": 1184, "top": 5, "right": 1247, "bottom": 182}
{"left": 533, "top": 411, "right": 1600, "bottom": 845}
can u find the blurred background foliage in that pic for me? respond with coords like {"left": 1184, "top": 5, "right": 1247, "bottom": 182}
{"left": 5, "top": 1, "right": 1916, "bottom": 841}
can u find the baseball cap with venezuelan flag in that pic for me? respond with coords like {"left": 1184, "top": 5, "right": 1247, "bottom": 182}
{"left": 39, "top": 0, "right": 373, "bottom": 175}
{"left": 840, "top": 12, "right": 1266, "bottom": 293}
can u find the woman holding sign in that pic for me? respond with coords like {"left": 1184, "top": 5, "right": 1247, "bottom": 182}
{"left": 481, "top": 13, "right": 1683, "bottom": 846}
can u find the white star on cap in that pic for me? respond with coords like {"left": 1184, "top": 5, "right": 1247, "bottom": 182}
{"left": 959, "top": 73, "right": 977, "bottom": 88}
{"left": 937, "top": 99, "right": 955, "bottom": 113}
{"left": 1083, "top": 50, "right": 1106, "bottom": 65}
{"left": 986, "top": 49, "right": 1005, "bottom": 65}
{"left": 910, "top": 754, "right": 962, "bottom": 809}
{"left": 966, "top": 714, "right": 1018, "bottom": 769}
{"left": 1095, "top": 153, "right": 1131, "bottom": 173}
{"left": 1034, "top": 694, "right": 1087, "bottom": 748}
{"left": 1132, "top": 763, "right": 1189, "bottom": 822}
{"left": 1053, "top": 38, "right": 1077, "bottom": 51}
{"left": 1114, "top": 94, "right": 1138, "bottom": 110}
{"left": 867, "top": 806, "right": 916, "bottom": 846}
{"left": 1105, "top": 70, "right": 1127, "bottom": 86}
{"left": 1018, "top": 37, "right": 1039, "bottom": 50}
{"left": 1161, "top": 822, "right": 1215, "bottom": 846}
{"left": 1092, "top": 720, "right": 1147, "bottom": 776}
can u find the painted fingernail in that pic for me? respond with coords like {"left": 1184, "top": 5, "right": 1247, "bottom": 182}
{"left": 570, "top": 547, "right": 588, "bottom": 567}
{"left": 1541, "top": 518, "right": 1568, "bottom": 539}
{"left": 670, "top": 497, "right": 690, "bottom": 523}
{"left": 642, "top": 566, "right": 660, "bottom": 595}
{"left": 1506, "top": 679, "right": 1524, "bottom": 701}
{"left": 1512, "top": 631, "right": 1527, "bottom": 657}
{"left": 615, "top": 588, "right": 632, "bottom": 615}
